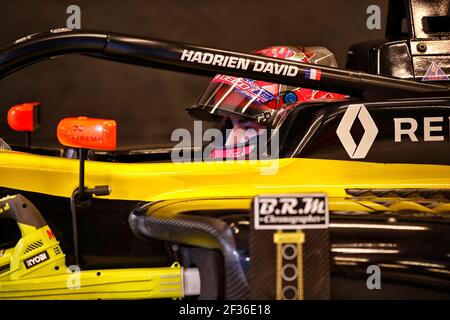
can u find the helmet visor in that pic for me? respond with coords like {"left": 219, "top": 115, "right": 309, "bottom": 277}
{"left": 193, "top": 74, "right": 280, "bottom": 121}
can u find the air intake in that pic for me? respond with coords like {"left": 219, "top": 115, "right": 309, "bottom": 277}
{"left": 24, "top": 240, "right": 43, "bottom": 254}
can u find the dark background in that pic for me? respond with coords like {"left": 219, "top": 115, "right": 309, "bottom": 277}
{"left": 0, "top": 0, "right": 387, "bottom": 148}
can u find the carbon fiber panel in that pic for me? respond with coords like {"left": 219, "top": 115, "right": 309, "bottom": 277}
{"left": 250, "top": 213, "right": 330, "bottom": 299}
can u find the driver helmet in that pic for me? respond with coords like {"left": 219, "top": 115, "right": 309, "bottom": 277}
{"left": 188, "top": 46, "right": 346, "bottom": 159}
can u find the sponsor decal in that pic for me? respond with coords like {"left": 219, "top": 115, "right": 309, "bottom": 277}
{"left": 394, "top": 116, "right": 450, "bottom": 142}
{"left": 256, "top": 46, "right": 295, "bottom": 59}
{"left": 14, "top": 34, "right": 36, "bottom": 44}
{"left": 212, "top": 75, "right": 276, "bottom": 104}
{"left": 254, "top": 194, "right": 329, "bottom": 230}
{"left": 24, "top": 251, "right": 49, "bottom": 269}
{"left": 46, "top": 229, "right": 55, "bottom": 240}
{"left": 49, "top": 27, "right": 72, "bottom": 34}
{"left": 337, "top": 104, "right": 449, "bottom": 159}
{"left": 305, "top": 68, "right": 321, "bottom": 81}
{"left": 180, "top": 49, "right": 299, "bottom": 77}
{"left": 422, "top": 61, "right": 449, "bottom": 82}
{"left": 336, "top": 104, "right": 378, "bottom": 159}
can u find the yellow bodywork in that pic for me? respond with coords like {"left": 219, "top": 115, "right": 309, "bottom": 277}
{"left": 0, "top": 150, "right": 449, "bottom": 299}
{"left": 0, "top": 151, "right": 449, "bottom": 204}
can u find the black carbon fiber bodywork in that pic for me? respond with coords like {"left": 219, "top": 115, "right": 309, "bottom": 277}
{"left": 249, "top": 227, "right": 330, "bottom": 300}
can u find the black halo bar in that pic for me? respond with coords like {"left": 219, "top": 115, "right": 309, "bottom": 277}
{"left": 0, "top": 29, "right": 448, "bottom": 100}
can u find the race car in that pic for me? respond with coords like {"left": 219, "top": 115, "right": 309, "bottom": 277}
{"left": 0, "top": 0, "right": 449, "bottom": 300}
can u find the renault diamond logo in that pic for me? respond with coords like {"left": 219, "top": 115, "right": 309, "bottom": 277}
{"left": 336, "top": 104, "right": 378, "bottom": 159}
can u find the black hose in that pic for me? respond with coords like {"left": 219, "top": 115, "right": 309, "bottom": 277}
{"left": 129, "top": 203, "right": 250, "bottom": 300}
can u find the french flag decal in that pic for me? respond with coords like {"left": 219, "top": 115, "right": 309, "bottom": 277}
{"left": 305, "top": 68, "right": 321, "bottom": 81}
